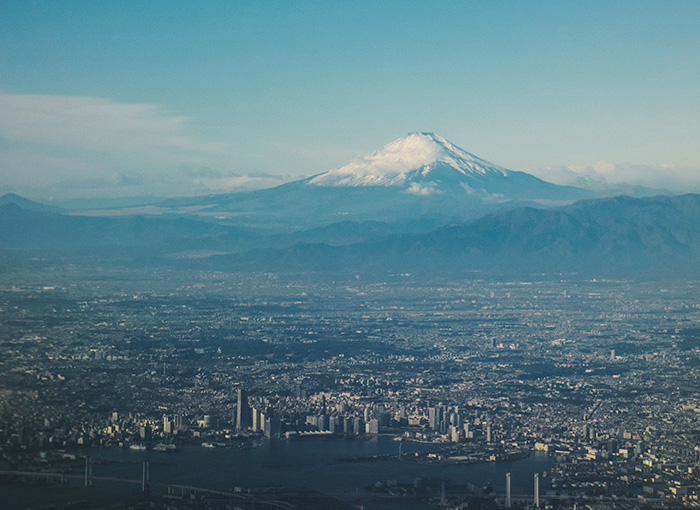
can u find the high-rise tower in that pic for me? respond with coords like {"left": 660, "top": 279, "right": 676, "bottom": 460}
{"left": 236, "top": 387, "right": 250, "bottom": 431}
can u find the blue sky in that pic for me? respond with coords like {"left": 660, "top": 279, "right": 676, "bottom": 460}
{"left": 1, "top": 1, "right": 699, "bottom": 198}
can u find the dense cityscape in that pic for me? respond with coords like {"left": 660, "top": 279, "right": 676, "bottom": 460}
{"left": 4, "top": 2, "right": 700, "bottom": 510}
{"left": 2, "top": 267, "right": 700, "bottom": 509}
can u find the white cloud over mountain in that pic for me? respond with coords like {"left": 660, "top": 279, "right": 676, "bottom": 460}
{"left": 530, "top": 161, "right": 700, "bottom": 194}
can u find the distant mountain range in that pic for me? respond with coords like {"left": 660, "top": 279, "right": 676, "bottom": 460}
{"left": 0, "top": 192, "right": 65, "bottom": 214}
{"left": 193, "top": 193, "right": 700, "bottom": 278}
{"left": 0, "top": 133, "right": 693, "bottom": 278}
{"left": 2, "top": 191, "right": 700, "bottom": 278}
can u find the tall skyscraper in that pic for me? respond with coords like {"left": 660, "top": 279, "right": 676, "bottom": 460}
{"left": 163, "top": 415, "right": 171, "bottom": 434}
{"left": 368, "top": 418, "right": 379, "bottom": 434}
{"left": 265, "top": 414, "right": 281, "bottom": 438}
{"left": 534, "top": 473, "right": 540, "bottom": 508}
{"left": 252, "top": 407, "right": 259, "bottom": 432}
{"left": 236, "top": 388, "right": 250, "bottom": 431}
{"left": 428, "top": 405, "right": 443, "bottom": 431}
{"left": 354, "top": 417, "right": 364, "bottom": 435}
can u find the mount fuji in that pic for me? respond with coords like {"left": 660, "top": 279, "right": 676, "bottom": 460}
{"left": 305, "top": 132, "right": 586, "bottom": 199}
{"left": 167, "top": 133, "right": 592, "bottom": 229}
{"left": 308, "top": 132, "right": 509, "bottom": 190}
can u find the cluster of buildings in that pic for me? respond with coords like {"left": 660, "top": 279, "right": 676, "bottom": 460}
{"left": 3, "top": 270, "right": 700, "bottom": 506}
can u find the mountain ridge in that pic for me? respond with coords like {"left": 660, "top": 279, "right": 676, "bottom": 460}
{"left": 0, "top": 192, "right": 65, "bottom": 214}
{"left": 195, "top": 193, "right": 700, "bottom": 278}
{"left": 2, "top": 191, "right": 700, "bottom": 278}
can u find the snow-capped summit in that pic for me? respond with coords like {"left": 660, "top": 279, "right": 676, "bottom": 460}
{"left": 163, "top": 131, "right": 591, "bottom": 229}
{"left": 307, "top": 132, "right": 509, "bottom": 191}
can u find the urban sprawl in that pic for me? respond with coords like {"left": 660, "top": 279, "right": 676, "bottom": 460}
{"left": 2, "top": 268, "right": 700, "bottom": 509}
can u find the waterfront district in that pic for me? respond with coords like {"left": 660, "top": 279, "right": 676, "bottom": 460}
{"left": 2, "top": 268, "right": 700, "bottom": 509}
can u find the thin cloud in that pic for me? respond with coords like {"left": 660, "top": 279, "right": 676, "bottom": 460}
{"left": 531, "top": 161, "right": 700, "bottom": 194}
{"left": 0, "top": 92, "right": 226, "bottom": 161}
{"left": 0, "top": 92, "right": 238, "bottom": 198}
{"left": 197, "top": 174, "right": 298, "bottom": 193}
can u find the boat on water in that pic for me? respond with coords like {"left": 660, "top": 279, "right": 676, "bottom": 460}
{"left": 201, "top": 442, "right": 215, "bottom": 448}
{"left": 129, "top": 444, "right": 147, "bottom": 451}
{"left": 153, "top": 443, "right": 177, "bottom": 452}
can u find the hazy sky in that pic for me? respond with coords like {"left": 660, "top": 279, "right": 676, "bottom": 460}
{"left": 1, "top": 1, "right": 700, "bottom": 199}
